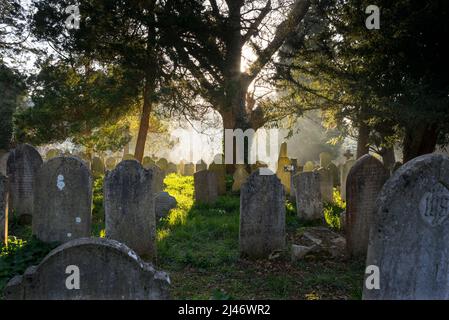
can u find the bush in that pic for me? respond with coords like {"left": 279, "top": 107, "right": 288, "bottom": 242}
{"left": 323, "top": 188, "right": 346, "bottom": 230}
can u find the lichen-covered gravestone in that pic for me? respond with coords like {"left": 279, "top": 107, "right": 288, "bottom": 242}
{"left": 194, "top": 170, "right": 218, "bottom": 204}
{"left": 294, "top": 172, "right": 323, "bottom": 220}
{"left": 303, "top": 161, "right": 315, "bottom": 172}
{"left": 183, "top": 163, "right": 195, "bottom": 176}
{"left": 346, "top": 155, "right": 389, "bottom": 257}
{"left": 7, "top": 144, "right": 43, "bottom": 223}
{"left": 146, "top": 164, "right": 165, "bottom": 194}
{"left": 105, "top": 157, "right": 117, "bottom": 171}
{"left": 363, "top": 154, "right": 449, "bottom": 300}
{"left": 1, "top": 174, "right": 8, "bottom": 244}
{"left": 232, "top": 165, "right": 249, "bottom": 192}
{"left": 166, "top": 162, "right": 178, "bottom": 174}
{"left": 240, "top": 169, "right": 285, "bottom": 258}
{"left": 104, "top": 160, "right": 155, "bottom": 258}
{"left": 319, "top": 152, "right": 332, "bottom": 168}
{"left": 33, "top": 157, "right": 92, "bottom": 243}
{"left": 3, "top": 237, "right": 170, "bottom": 300}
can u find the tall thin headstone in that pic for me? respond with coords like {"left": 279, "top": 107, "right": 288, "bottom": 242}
{"left": 33, "top": 156, "right": 92, "bottom": 243}
{"left": 7, "top": 144, "right": 43, "bottom": 223}
{"left": 363, "top": 154, "right": 449, "bottom": 300}
{"left": 276, "top": 143, "right": 291, "bottom": 194}
{"left": 346, "top": 154, "right": 389, "bottom": 257}
{"left": 294, "top": 172, "right": 322, "bottom": 220}
{"left": 104, "top": 160, "right": 155, "bottom": 258}
{"left": 239, "top": 170, "right": 285, "bottom": 258}
{"left": 318, "top": 167, "right": 333, "bottom": 203}
{"left": 146, "top": 164, "right": 165, "bottom": 194}
{"left": 209, "top": 156, "right": 226, "bottom": 195}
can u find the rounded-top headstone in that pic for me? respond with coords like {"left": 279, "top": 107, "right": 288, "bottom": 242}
{"left": 3, "top": 237, "right": 170, "bottom": 300}
{"left": 363, "top": 154, "right": 449, "bottom": 300}
{"left": 7, "top": 144, "right": 43, "bottom": 223}
{"left": 345, "top": 154, "right": 389, "bottom": 257}
{"left": 32, "top": 156, "right": 92, "bottom": 243}
{"left": 105, "top": 160, "right": 155, "bottom": 258}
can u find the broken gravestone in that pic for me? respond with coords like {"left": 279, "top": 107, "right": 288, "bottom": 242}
{"left": 104, "top": 160, "right": 156, "bottom": 258}
{"left": 363, "top": 154, "right": 449, "bottom": 300}
{"left": 346, "top": 154, "right": 389, "bottom": 257}
{"left": 240, "top": 169, "right": 285, "bottom": 258}
{"left": 3, "top": 237, "right": 170, "bottom": 300}
{"left": 32, "top": 156, "right": 92, "bottom": 243}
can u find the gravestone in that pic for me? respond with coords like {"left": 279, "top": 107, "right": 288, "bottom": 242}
{"left": 46, "top": 149, "right": 60, "bottom": 160}
{"left": 194, "top": 170, "right": 218, "bottom": 204}
{"left": 319, "top": 152, "right": 332, "bottom": 168}
{"left": 105, "top": 157, "right": 117, "bottom": 171}
{"left": 0, "top": 151, "right": 8, "bottom": 175}
{"left": 340, "top": 159, "right": 356, "bottom": 200}
{"left": 276, "top": 143, "right": 291, "bottom": 194}
{"left": 240, "top": 169, "right": 285, "bottom": 258}
{"left": 3, "top": 237, "right": 170, "bottom": 300}
{"left": 327, "top": 162, "right": 340, "bottom": 187}
{"left": 177, "top": 161, "right": 185, "bottom": 175}
{"left": 303, "top": 161, "right": 315, "bottom": 172}
{"left": 183, "top": 163, "right": 195, "bottom": 176}
{"left": 209, "top": 163, "right": 226, "bottom": 195}
{"left": 146, "top": 164, "right": 165, "bottom": 194}
{"left": 33, "top": 157, "right": 92, "bottom": 243}
{"left": 346, "top": 155, "right": 389, "bottom": 257}
{"left": 166, "top": 162, "right": 178, "bottom": 174}
{"left": 294, "top": 172, "right": 323, "bottom": 220}
{"left": 104, "top": 160, "right": 155, "bottom": 258}
{"left": 232, "top": 165, "right": 249, "bottom": 192}
{"left": 1, "top": 174, "right": 7, "bottom": 244}
{"left": 156, "top": 158, "right": 168, "bottom": 172}
{"left": 289, "top": 159, "right": 299, "bottom": 198}
{"left": 318, "top": 168, "right": 333, "bottom": 203}
{"left": 279, "top": 142, "right": 288, "bottom": 158}
{"left": 91, "top": 156, "right": 105, "bottom": 177}
{"left": 142, "top": 156, "right": 156, "bottom": 169}
{"left": 122, "top": 154, "right": 135, "bottom": 161}
{"left": 195, "top": 160, "right": 207, "bottom": 172}
{"left": 250, "top": 161, "right": 268, "bottom": 173}
{"left": 7, "top": 144, "right": 43, "bottom": 223}
{"left": 363, "top": 154, "right": 449, "bottom": 300}
{"left": 155, "top": 192, "right": 177, "bottom": 220}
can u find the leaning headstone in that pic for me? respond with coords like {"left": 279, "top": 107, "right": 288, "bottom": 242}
{"left": 240, "top": 170, "right": 285, "bottom": 259}
{"left": 183, "top": 163, "right": 195, "bottom": 176}
{"left": 318, "top": 168, "right": 333, "bottom": 203}
{"left": 155, "top": 192, "right": 177, "bottom": 220}
{"left": 7, "top": 144, "right": 43, "bottom": 223}
{"left": 3, "top": 237, "right": 170, "bottom": 300}
{"left": 1, "top": 174, "right": 8, "bottom": 244}
{"left": 194, "top": 170, "right": 218, "bottom": 204}
{"left": 33, "top": 157, "right": 92, "bottom": 243}
{"left": 319, "top": 152, "right": 332, "bottom": 168}
{"left": 340, "top": 159, "right": 356, "bottom": 201}
{"left": 363, "top": 154, "right": 449, "bottom": 300}
{"left": 346, "top": 155, "right": 389, "bottom": 257}
{"left": 232, "top": 165, "right": 249, "bottom": 192}
{"left": 195, "top": 160, "right": 207, "bottom": 172}
{"left": 105, "top": 157, "right": 117, "bottom": 171}
{"left": 104, "top": 160, "right": 155, "bottom": 258}
{"left": 303, "top": 161, "right": 315, "bottom": 172}
{"left": 91, "top": 156, "right": 105, "bottom": 177}
{"left": 294, "top": 172, "right": 322, "bottom": 220}
{"left": 146, "top": 164, "right": 165, "bottom": 194}
{"left": 209, "top": 163, "right": 226, "bottom": 195}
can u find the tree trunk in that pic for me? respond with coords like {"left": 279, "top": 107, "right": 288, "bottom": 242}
{"left": 402, "top": 123, "right": 438, "bottom": 163}
{"left": 357, "top": 122, "right": 370, "bottom": 159}
{"left": 134, "top": 82, "right": 153, "bottom": 163}
{"left": 381, "top": 146, "right": 396, "bottom": 172}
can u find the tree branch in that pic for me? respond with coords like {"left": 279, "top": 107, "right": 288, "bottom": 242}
{"left": 242, "top": 0, "right": 271, "bottom": 44}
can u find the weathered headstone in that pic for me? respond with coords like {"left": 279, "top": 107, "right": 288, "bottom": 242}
{"left": 319, "top": 152, "right": 332, "bottom": 168}
{"left": 209, "top": 163, "right": 226, "bottom": 195}
{"left": 3, "top": 237, "right": 170, "bottom": 300}
{"left": 156, "top": 158, "right": 168, "bottom": 172}
{"left": 155, "top": 192, "right": 177, "bottom": 220}
{"left": 7, "top": 144, "right": 43, "bottom": 223}
{"left": 294, "top": 172, "right": 323, "bottom": 220}
{"left": 194, "top": 170, "right": 218, "bottom": 204}
{"left": 146, "top": 164, "right": 165, "bottom": 194}
{"left": 276, "top": 143, "right": 291, "bottom": 194}
{"left": 303, "top": 161, "right": 315, "bottom": 172}
{"left": 363, "top": 154, "right": 449, "bottom": 300}
{"left": 346, "top": 155, "right": 389, "bottom": 257}
{"left": 166, "top": 162, "right": 177, "bottom": 174}
{"left": 122, "top": 154, "right": 135, "bottom": 161}
{"left": 250, "top": 161, "right": 268, "bottom": 173}
{"left": 1, "top": 174, "right": 8, "bottom": 244}
{"left": 33, "top": 156, "right": 92, "bottom": 243}
{"left": 183, "top": 163, "right": 195, "bottom": 176}
{"left": 91, "top": 156, "right": 105, "bottom": 177}
{"left": 318, "top": 168, "right": 333, "bottom": 203}
{"left": 327, "top": 162, "right": 339, "bottom": 187}
{"left": 240, "top": 170, "right": 285, "bottom": 258}
{"left": 105, "top": 157, "right": 117, "bottom": 171}
{"left": 232, "top": 165, "right": 249, "bottom": 192}
{"left": 340, "top": 159, "right": 356, "bottom": 200}
{"left": 104, "top": 160, "right": 155, "bottom": 258}
{"left": 195, "top": 160, "right": 207, "bottom": 172}
{"left": 45, "top": 149, "right": 60, "bottom": 160}
{"left": 142, "top": 156, "right": 156, "bottom": 169}
{"left": 279, "top": 142, "right": 288, "bottom": 158}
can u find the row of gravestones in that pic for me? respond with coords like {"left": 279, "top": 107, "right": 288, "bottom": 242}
{"left": 1, "top": 145, "right": 174, "bottom": 299}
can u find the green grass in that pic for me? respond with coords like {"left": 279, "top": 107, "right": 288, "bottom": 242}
{"left": 0, "top": 173, "right": 362, "bottom": 300}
